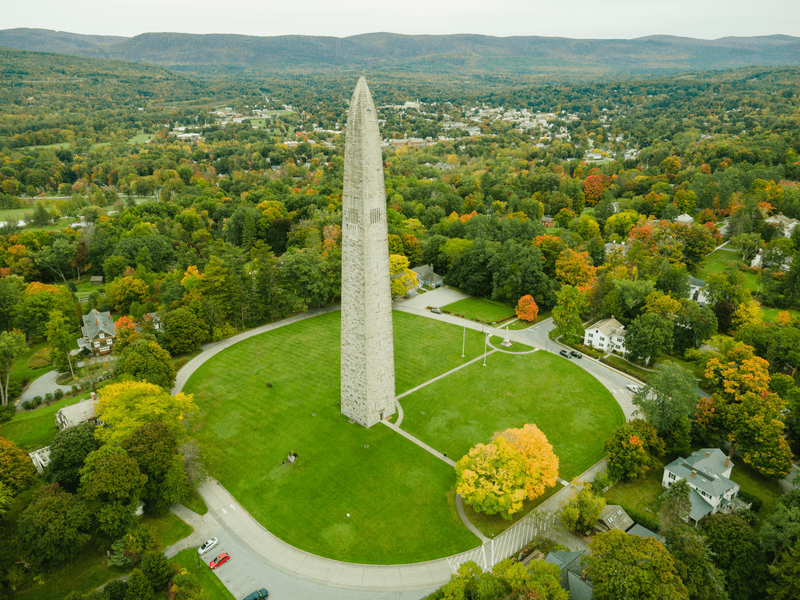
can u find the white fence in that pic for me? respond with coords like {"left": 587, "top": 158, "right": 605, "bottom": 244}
{"left": 446, "top": 509, "right": 558, "bottom": 573}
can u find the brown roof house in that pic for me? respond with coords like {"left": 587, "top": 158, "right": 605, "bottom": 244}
{"left": 78, "top": 309, "right": 116, "bottom": 356}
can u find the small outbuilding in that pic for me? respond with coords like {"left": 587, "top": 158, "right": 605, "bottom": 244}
{"left": 55, "top": 397, "right": 100, "bottom": 431}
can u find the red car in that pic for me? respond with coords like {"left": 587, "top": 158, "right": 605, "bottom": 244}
{"left": 209, "top": 552, "right": 230, "bottom": 569}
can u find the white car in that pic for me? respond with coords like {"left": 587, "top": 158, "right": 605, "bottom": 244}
{"left": 626, "top": 384, "right": 641, "bottom": 393}
{"left": 198, "top": 537, "right": 219, "bottom": 555}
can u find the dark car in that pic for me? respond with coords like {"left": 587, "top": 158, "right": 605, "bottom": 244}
{"left": 559, "top": 350, "right": 570, "bottom": 358}
{"left": 243, "top": 589, "right": 269, "bottom": 600}
{"left": 570, "top": 351, "right": 582, "bottom": 359}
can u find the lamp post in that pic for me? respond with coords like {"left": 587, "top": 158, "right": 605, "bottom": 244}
{"left": 483, "top": 325, "right": 488, "bottom": 367}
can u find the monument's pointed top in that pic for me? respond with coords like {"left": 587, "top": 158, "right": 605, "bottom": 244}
{"left": 348, "top": 77, "right": 376, "bottom": 123}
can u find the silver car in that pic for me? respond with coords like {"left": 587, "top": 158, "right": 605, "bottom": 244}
{"left": 198, "top": 537, "right": 219, "bottom": 555}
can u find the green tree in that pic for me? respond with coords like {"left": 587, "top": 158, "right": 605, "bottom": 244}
{"left": 118, "top": 338, "right": 177, "bottom": 389}
{"left": 0, "top": 436, "right": 37, "bottom": 492}
{"left": 17, "top": 483, "right": 91, "bottom": 566}
{"left": 552, "top": 285, "right": 586, "bottom": 343}
{"left": 0, "top": 481, "right": 13, "bottom": 518}
{"left": 0, "top": 329, "right": 26, "bottom": 406}
{"left": 46, "top": 309, "right": 74, "bottom": 373}
{"left": 700, "top": 512, "right": 767, "bottom": 600}
{"left": 633, "top": 362, "right": 698, "bottom": 437}
{"left": 122, "top": 423, "right": 188, "bottom": 516}
{"left": 124, "top": 568, "right": 154, "bottom": 600}
{"left": 604, "top": 419, "right": 665, "bottom": 481}
{"left": 0, "top": 275, "right": 25, "bottom": 332}
{"left": 79, "top": 445, "right": 148, "bottom": 538}
{"left": 760, "top": 501, "right": 800, "bottom": 562}
{"left": 665, "top": 525, "right": 728, "bottom": 600}
{"left": 162, "top": 306, "right": 209, "bottom": 355}
{"left": 588, "top": 529, "right": 688, "bottom": 600}
{"left": 560, "top": 481, "right": 606, "bottom": 533}
{"left": 768, "top": 537, "right": 800, "bottom": 600}
{"left": 625, "top": 312, "right": 674, "bottom": 364}
{"left": 46, "top": 422, "right": 101, "bottom": 493}
{"left": 140, "top": 551, "right": 173, "bottom": 590}
{"left": 659, "top": 479, "right": 692, "bottom": 533}
{"left": 95, "top": 380, "right": 197, "bottom": 445}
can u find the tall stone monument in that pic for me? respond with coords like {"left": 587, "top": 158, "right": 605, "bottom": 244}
{"left": 340, "top": 77, "right": 396, "bottom": 428}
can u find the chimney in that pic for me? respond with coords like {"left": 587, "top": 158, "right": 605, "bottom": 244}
{"left": 691, "top": 470, "right": 697, "bottom": 478}
{"left": 90, "top": 392, "right": 96, "bottom": 401}
{"left": 705, "top": 451, "right": 710, "bottom": 458}
{"left": 725, "top": 457, "right": 730, "bottom": 467}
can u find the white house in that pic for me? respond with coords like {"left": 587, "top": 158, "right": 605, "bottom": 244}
{"left": 584, "top": 317, "right": 627, "bottom": 355}
{"left": 675, "top": 213, "right": 694, "bottom": 225}
{"left": 55, "top": 396, "right": 100, "bottom": 431}
{"left": 688, "top": 275, "right": 709, "bottom": 305}
{"left": 662, "top": 448, "right": 749, "bottom": 522}
{"left": 765, "top": 214, "right": 800, "bottom": 238}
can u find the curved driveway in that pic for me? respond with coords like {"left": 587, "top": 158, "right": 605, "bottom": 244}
{"left": 172, "top": 290, "right": 641, "bottom": 597}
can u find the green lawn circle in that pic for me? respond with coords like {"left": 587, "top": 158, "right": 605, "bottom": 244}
{"left": 183, "top": 311, "right": 623, "bottom": 564}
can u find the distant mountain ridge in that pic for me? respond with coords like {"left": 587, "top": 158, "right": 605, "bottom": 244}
{"left": 1, "top": 28, "right": 799, "bottom": 75}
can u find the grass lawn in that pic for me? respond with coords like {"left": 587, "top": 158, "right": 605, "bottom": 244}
{"left": 489, "top": 335, "right": 534, "bottom": 353}
{"left": 0, "top": 392, "right": 91, "bottom": 451}
{"left": 602, "top": 355, "right": 652, "bottom": 382}
{"left": 442, "top": 297, "right": 516, "bottom": 324}
{"left": 761, "top": 306, "right": 800, "bottom": 323}
{"left": 127, "top": 131, "right": 154, "bottom": 144}
{"left": 143, "top": 511, "right": 194, "bottom": 547}
{"left": 400, "top": 350, "right": 624, "bottom": 482}
{"left": 729, "top": 461, "right": 783, "bottom": 527}
{"left": 184, "top": 311, "right": 483, "bottom": 564}
{"left": 603, "top": 467, "right": 665, "bottom": 518}
{"left": 697, "top": 250, "right": 759, "bottom": 292}
{"left": 170, "top": 548, "right": 236, "bottom": 600}
{"left": 10, "top": 340, "right": 52, "bottom": 385}
{"left": 182, "top": 488, "right": 209, "bottom": 515}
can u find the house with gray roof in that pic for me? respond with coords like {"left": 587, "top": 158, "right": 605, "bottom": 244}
{"left": 55, "top": 397, "right": 100, "bottom": 431}
{"left": 688, "top": 275, "right": 709, "bottom": 306}
{"left": 544, "top": 550, "right": 593, "bottom": 600}
{"left": 410, "top": 264, "right": 444, "bottom": 289}
{"left": 597, "top": 504, "right": 634, "bottom": 533}
{"left": 77, "top": 309, "right": 116, "bottom": 356}
{"left": 583, "top": 317, "right": 627, "bottom": 355}
{"left": 675, "top": 213, "right": 694, "bottom": 225}
{"left": 628, "top": 523, "right": 665, "bottom": 544}
{"left": 662, "top": 448, "right": 750, "bottom": 523}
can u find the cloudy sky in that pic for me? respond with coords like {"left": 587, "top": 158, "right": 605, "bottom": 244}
{"left": 6, "top": 0, "right": 799, "bottom": 39}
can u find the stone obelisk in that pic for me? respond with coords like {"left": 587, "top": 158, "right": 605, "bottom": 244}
{"left": 340, "top": 77, "right": 396, "bottom": 428}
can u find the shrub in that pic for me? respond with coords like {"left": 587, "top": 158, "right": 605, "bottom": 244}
{"left": 32, "top": 396, "right": 43, "bottom": 407}
{"left": 738, "top": 490, "right": 763, "bottom": 512}
{"left": 45, "top": 393, "right": 53, "bottom": 402}
{"left": 54, "top": 389, "right": 64, "bottom": 401}
{"left": 625, "top": 506, "right": 661, "bottom": 532}
{"left": 27, "top": 348, "right": 51, "bottom": 370}
{"left": 21, "top": 401, "right": 32, "bottom": 410}
{"left": 71, "top": 385, "right": 78, "bottom": 396}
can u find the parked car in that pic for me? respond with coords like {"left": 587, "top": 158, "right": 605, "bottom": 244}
{"left": 244, "top": 589, "right": 269, "bottom": 600}
{"left": 430, "top": 307, "right": 442, "bottom": 314}
{"left": 559, "top": 350, "right": 571, "bottom": 358}
{"left": 197, "top": 537, "right": 218, "bottom": 555}
{"left": 626, "top": 384, "right": 641, "bottom": 393}
{"left": 209, "top": 553, "right": 230, "bottom": 569}
{"left": 570, "top": 351, "right": 582, "bottom": 359}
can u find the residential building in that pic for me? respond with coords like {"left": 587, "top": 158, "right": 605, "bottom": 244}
{"left": 688, "top": 275, "right": 709, "bottom": 305}
{"left": 78, "top": 309, "right": 116, "bottom": 355}
{"left": 544, "top": 550, "right": 594, "bottom": 600}
{"left": 765, "top": 214, "right": 800, "bottom": 237}
{"left": 55, "top": 395, "right": 100, "bottom": 431}
{"left": 675, "top": 213, "right": 694, "bottom": 225}
{"left": 597, "top": 504, "right": 634, "bottom": 533}
{"left": 410, "top": 264, "right": 444, "bottom": 288}
{"left": 662, "top": 448, "right": 750, "bottom": 523}
{"left": 583, "top": 317, "right": 627, "bottom": 355}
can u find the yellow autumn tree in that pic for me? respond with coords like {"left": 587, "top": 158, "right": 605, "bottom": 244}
{"left": 555, "top": 248, "right": 596, "bottom": 288}
{"left": 94, "top": 381, "right": 197, "bottom": 445}
{"left": 389, "top": 254, "right": 417, "bottom": 298}
{"left": 493, "top": 424, "right": 559, "bottom": 500}
{"left": 731, "top": 299, "right": 762, "bottom": 332}
{"left": 455, "top": 437, "right": 527, "bottom": 520}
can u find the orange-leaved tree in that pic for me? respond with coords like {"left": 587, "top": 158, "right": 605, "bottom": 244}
{"left": 515, "top": 295, "right": 539, "bottom": 322}
{"left": 493, "top": 424, "right": 559, "bottom": 501}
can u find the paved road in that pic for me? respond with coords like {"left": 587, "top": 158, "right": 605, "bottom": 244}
{"left": 18, "top": 370, "right": 73, "bottom": 406}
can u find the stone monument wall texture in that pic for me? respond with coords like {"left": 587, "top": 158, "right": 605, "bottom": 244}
{"left": 340, "top": 77, "right": 397, "bottom": 428}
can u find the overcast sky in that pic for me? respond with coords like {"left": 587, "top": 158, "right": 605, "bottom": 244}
{"left": 6, "top": 0, "right": 799, "bottom": 39}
